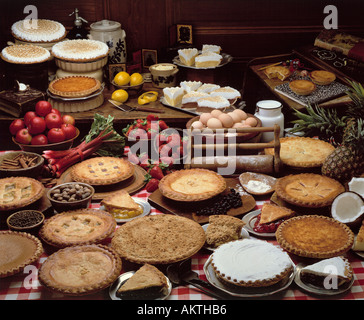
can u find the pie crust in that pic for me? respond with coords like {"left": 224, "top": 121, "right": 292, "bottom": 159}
{"left": 39, "top": 208, "right": 116, "bottom": 248}
{"left": 309, "top": 70, "right": 336, "bottom": 85}
{"left": 259, "top": 202, "right": 295, "bottom": 225}
{"left": 158, "top": 168, "right": 227, "bottom": 201}
{"left": 0, "top": 230, "right": 43, "bottom": 278}
{"left": 289, "top": 80, "right": 316, "bottom": 95}
{"left": 71, "top": 157, "right": 135, "bottom": 186}
{"left": 38, "top": 244, "right": 122, "bottom": 296}
{"left": 111, "top": 214, "right": 206, "bottom": 264}
{"left": 1, "top": 44, "right": 50, "bottom": 64}
{"left": 275, "top": 173, "right": 345, "bottom": 208}
{"left": 48, "top": 76, "right": 101, "bottom": 98}
{"left": 264, "top": 137, "right": 335, "bottom": 168}
{"left": 264, "top": 66, "right": 291, "bottom": 81}
{"left": 276, "top": 215, "right": 354, "bottom": 258}
{"left": 0, "top": 177, "right": 44, "bottom": 211}
{"left": 211, "top": 239, "right": 293, "bottom": 287}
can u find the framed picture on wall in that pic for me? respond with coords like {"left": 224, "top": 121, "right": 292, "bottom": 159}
{"left": 142, "top": 49, "right": 158, "bottom": 68}
{"left": 109, "top": 63, "right": 126, "bottom": 83}
{"left": 177, "top": 24, "right": 193, "bottom": 44}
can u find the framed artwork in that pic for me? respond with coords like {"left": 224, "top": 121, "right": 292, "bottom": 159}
{"left": 127, "top": 63, "right": 142, "bottom": 75}
{"left": 177, "top": 24, "right": 193, "bottom": 44}
{"left": 108, "top": 63, "right": 126, "bottom": 83}
{"left": 142, "top": 49, "right": 158, "bottom": 68}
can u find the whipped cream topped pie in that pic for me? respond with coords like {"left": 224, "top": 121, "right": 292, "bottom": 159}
{"left": 211, "top": 239, "right": 293, "bottom": 287}
{"left": 49, "top": 76, "right": 101, "bottom": 98}
{"left": 1, "top": 44, "right": 50, "bottom": 64}
{"left": 11, "top": 19, "right": 66, "bottom": 43}
{"left": 51, "top": 39, "right": 109, "bottom": 62}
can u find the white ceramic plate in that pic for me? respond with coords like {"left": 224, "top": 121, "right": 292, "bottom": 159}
{"left": 172, "top": 52, "right": 233, "bottom": 70}
{"left": 242, "top": 209, "right": 276, "bottom": 238}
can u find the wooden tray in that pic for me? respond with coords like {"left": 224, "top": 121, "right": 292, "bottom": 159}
{"left": 148, "top": 177, "right": 256, "bottom": 224}
{"left": 57, "top": 164, "right": 147, "bottom": 200}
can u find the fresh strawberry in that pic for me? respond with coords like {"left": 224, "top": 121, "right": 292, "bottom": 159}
{"left": 158, "top": 144, "right": 172, "bottom": 157}
{"left": 146, "top": 114, "right": 159, "bottom": 122}
{"left": 159, "top": 156, "right": 175, "bottom": 167}
{"left": 149, "top": 165, "right": 164, "bottom": 180}
{"left": 158, "top": 120, "right": 168, "bottom": 130}
{"left": 138, "top": 153, "right": 149, "bottom": 165}
{"left": 145, "top": 178, "right": 159, "bottom": 192}
{"left": 166, "top": 133, "right": 181, "bottom": 147}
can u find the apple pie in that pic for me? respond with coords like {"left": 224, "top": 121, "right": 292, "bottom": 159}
{"left": 48, "top": 76, "right": 101, "bottom": 98}
{"left": 289, "top": 80, "right": 316, "bottom": 95}
{"left": 309, "top": 70, "right": 336, "bottom": 85}
{"left": 264, "top": 66, "right": 291, "bottom": 81}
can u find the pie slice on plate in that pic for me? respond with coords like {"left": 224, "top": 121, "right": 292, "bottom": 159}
{"left": 259, "top": 203, "right": 295, "bottom": 225}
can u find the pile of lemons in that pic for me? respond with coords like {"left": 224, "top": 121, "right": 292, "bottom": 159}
{"left": 111, "top": 71, "right": 144, "bottom": 103}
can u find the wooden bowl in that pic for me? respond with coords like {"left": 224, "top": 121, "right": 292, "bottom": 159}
{"left": 7, "top": 210, "right": 45, "bottom": 234}
{"left": 0, "top": 151, "right": 44, "bottom": 178}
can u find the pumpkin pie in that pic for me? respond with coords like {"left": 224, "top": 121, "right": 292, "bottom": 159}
{"left": 158, "top": 168, "right": 227, "bottom": 202}
{"left": 0, "top": 230, "right": 43, "bottom": 278}
{"left": 309, "top": 70, "right": 336, "bottom": 85}
{"left": 289, "top": 80, "right": 316, "bottom": 95}
{"left": 38, "top": 244, "right": 122, "bottom": 296}
{"left": 275, "top": 173, "right": 345, "bottom": 208}
{"left": 48, "top": 76, "right": 101, "bottom": 98}
{"left": 276, "top": 215, "right": 354, "bottom": 258}
{"left": 39, "top": 208, "right": 116, "bottom": 248}
{"left": 264, "top": 137, "right": 335, "bottom": 168}
{"left": 71, "top": 157, "right": 135, "bottom": 186}
{"left": 111, "top": 214, "right": 206, "bottom": 264}
{"left": 0, "top": 177, "right": 44, "bottom": 211}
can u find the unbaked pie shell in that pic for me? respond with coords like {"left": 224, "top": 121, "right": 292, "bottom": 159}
{"left": 276, "top": 215, "right": 354, "bottom": 258}
{"left": 158, "top": 168, "right": 227, "bottom": 202}
{"left": 48, "top": 76, "right": 101, "bottom": 98}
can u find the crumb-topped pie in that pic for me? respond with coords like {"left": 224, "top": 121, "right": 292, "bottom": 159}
{"left": 111, "top": 214, "right": 206, "bottom": 264}
{"left": 48, "top": 76, "right": 101, "bottom": 98}
{"left": 158, "top": 168, "right": 226, "bottom": 202}
{"left": 39, "top": 208, "right": 116, "bottom": 248}
{"left": 38, "top": 244, "right": 122, "bottom": 296}
{"left": 1, "top": 44, "right": 50, "bottom": 64}
{"left": 71, "top": 157, "right": 135, "bottom": 186}
{"left": 275, "top": 173, "right": 345, "bottom": 208}
{"left": 276, "top": 215, "right": 354, "bottom": 258}
{"left": 264, "top": 137, "right": 335, "bottom": 168}
{"left": 0, "top": 177, "right": 44, "bottom": 211}
{"left": 0, "top": 230, "right": 43, "bottom": 278}
{"left": 211, "top": 239, "right": 293, "bottom": 287}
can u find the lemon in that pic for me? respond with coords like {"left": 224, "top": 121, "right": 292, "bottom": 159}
{"left": 129, "top": 73, "right": 144, "bottom": 86}
{"left": 111, "top": 89, "right": 129, "bottom": 103}
{"left": 114, "top": 71, "right": 130, "bottom": 86}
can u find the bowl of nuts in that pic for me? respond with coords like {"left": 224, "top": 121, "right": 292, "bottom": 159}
{"left": 47, "top": 182, "right": 94, "bottom": 213}
{"left": 7, "top": 210, "right": 45, "bottom": 234}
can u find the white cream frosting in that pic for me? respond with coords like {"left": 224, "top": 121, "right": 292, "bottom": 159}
{"left": 178, "top": 48, "right": 198, "bottom": 60}
{"left": 180, "top": 81, "right": 202, "bottom": 93}
{"left": 202, "top": 44, "right": 221, "bottom": 54}
{"left": 212, "top": 239, "right": 292, "bottom": 283}
{"left": 197, "top": 84, "right": 220, "bottom": 94}
{"left": 182, "top": 91, "right": 208, "bottom": 104}
{"left": 11, "top": 19, "right": 66, "bottom": 42}
{"left": 195, "top": 52, "right": 222, "bottom": 63}
{"left": 2, "top": 44, "right": 50, "bottom": 63}
{"left": 301, "top": 257, "right": 350, "bottom": 278}
{"left": 210, "top": 86, "right": 241, "bottom": 100}
{"left": 197, "top": 96, "right": 230, "bottom": 109}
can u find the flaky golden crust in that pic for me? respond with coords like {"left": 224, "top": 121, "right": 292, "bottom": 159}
{"left": 48, "top": 76, "right": 101, "bottom": 98}
{"left": 289, "top": 80, "right": 316, "bottom": 95}
{"left": 309, "top": 70, "right": 336, "bottom": 85}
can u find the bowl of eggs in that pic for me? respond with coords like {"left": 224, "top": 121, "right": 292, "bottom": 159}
{"left": 186, "top": 108, "right": 262, "bottom": 144}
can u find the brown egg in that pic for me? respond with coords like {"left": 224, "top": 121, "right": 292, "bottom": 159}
{"left": 199, "top": 113, "right": 213, "bottom": 125}
{"left": 227, "top": 112, "right": 241, "bottom": 124}
{"left": 211, "top": 109, "right": 223, "bottom": 118}
{"left": 232, "top": 122, "right": 245, "bottom": 128}
{"left": 218, "top": 113, "right": 234, "bottom": 128}
{"left": 207, "top": 117, "right": 223, "bottom": 129}
{"left": 191, "top": 120, "right": 204, "bottom": 129}
{"left": 233, "top": 109, "right": 248, "bottom": 121}
{"left": 245, "top": 117, "right": 258, "bottom": 127}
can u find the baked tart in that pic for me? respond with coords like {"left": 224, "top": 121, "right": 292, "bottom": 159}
{"left": 111, "top": 214, "right": 206, "bottom": 264}
{"left": 0, "top": 177, "right": 44, "bottom": 211}
{"left": 275, "top": 173, "right": 345, "bottom": 208}
{"left": 289, "top": 79, "right": 316, "bottom": 95}
{"left": 309, "top": 70, "right": 336, "bottom": 85}
{"left": 39, "top": 208, "right": 116, "bottom": 248}
{"left": 276, "top": 215, "right": 354, "bottom": 258}
{"left": 0, "top": 230, "right": 43, "bottom": 278}
{"left": 264, "top": 66, "right": 291, "bottom": 81}
{"left": 38, "top": 244, "right": 122, "bottom": 296}
{"left": 211, "top": 239, "right": 293, "bottom": 287}
{"left": 264, "top": 137, "right": 335, "bottom": 168}
{"left": 71, "top": 157, "right": 135, "bottom": 186}
{"left": 48, "top": 76, "right": 101, "bottom": 98}
{"left": 158, "top": 168, "right": 227, "bottom": 202}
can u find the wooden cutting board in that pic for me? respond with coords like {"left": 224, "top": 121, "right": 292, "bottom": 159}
{"left": 148, "top": 177, "right": 256, "bottom": 224}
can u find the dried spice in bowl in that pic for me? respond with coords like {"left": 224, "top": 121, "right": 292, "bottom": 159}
{"left": 7, "top": 210, "right": 45, "bottom": 232}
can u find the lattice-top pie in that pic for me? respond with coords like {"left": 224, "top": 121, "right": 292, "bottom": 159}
{"left": 39, "top": 208, "right": 116, "bottom": 248}
{"left": 158, "top": 168, "right": 226, "bottom": 201}
{"left": 276, "top": 215, "right": 354, "bottom": 258}
{"left": 275, "top": 173, "right": 345, "bottom": 208}
{"left": 48, "top": 76, "right": 101, "bottom": 98}
{"left": 0, "top": 177, "right": 44, "bottom": 211}
{"left": 71, "top": 157, "right": 135, "bottom": 186}
{"left": 264, "top": 137, "right": 335, "bottom": 168}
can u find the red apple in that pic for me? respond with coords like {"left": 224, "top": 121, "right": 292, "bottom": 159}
{"left": 31, "top": 134, "right": 48, "bottom": 145}
{"left": 35, "top": 100, "right": 52, "bottom": 117}
{"left": 61, "top": 123, "right": 77, "bottom": 140}
{"left": 24, "top": 111, "right": 37, "bottom": 127}
{"left": 47, "top": 127, "right": 66, "bottom": 143}
{"left": 62, "top": 114, "right": 75, "bottom": 126}
{"left": 9, "top": 119, "right": 25, "bottom": 136}
{"left": 28, "top": 116, "right": 46, "bottom": 135}
{"left": 15, "top": 128, "right": 32, "bottom": 145}
{"left": 45, "top": 112, "right": 63, "bottom": 129}
{"left": 50, "top": 108, "right": 61, "bottom": 116}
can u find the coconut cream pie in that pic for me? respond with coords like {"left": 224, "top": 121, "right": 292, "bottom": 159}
{"left": 202, "top": 44, "right": 221, "bottom": 54}
{"left": 196, "top": 95, "right": 230, "bottom": 113}
{"left": 180, "top": 80, "right": 202, "bottom": 93}
{"left": 210, "top": 86, "right": 241, "bottom": 104}
{"left": 178, "top": 48, "right": 199, "bottom": 66}
{"left": 181, "top": 91, "right": 209, "bottom": 109}
{"left": 1, "top": 44, "right": 50, "bottom": 64}
{"left": 197, "top": 83, "right": 220, "bottom": 94}
{"left": 163, "top": 87, "right": 184, "bottom": 106}
{"left": 11, "top": 19, "right": 66, "bottom": 43}
{"left": 52, "top": 39, "right": 109, "bottom": 62}
{"left": 195, "top": 52, "right": 222, "bottom": 68}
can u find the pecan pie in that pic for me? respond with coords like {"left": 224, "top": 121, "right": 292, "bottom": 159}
{"left": 71, "top": 157, "right": 135, "bottom": 186}
{"left": 39, "top": 208, "right": 116, "bottom": 248}
{"left": 0, "top": 230, "right": 43, "bottom": 278}
{"left": 48, "top": 76, "right": 101, "bottom": 98}
{"left": 275, "top": 173, "right": 345, "bottom": 208}
{"left": 0, "top": 177, "right": 44, "bottom": 211}
{"left": 276, "top": 215, "right": 354, "bottom": 258}
{"left": 111, "top": 214, "right": 206, "bottom": 264}
{"left": 38, "top": 244, "right": 122, "bottom": 296}
{"left": 158, "top": 168, "right": 227, "bottom": 201}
